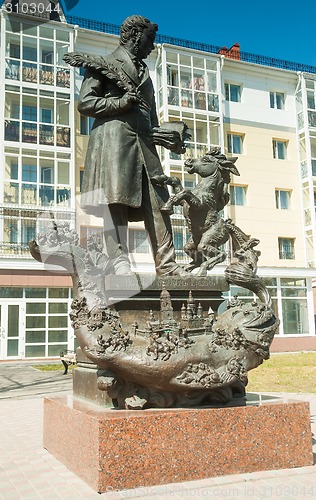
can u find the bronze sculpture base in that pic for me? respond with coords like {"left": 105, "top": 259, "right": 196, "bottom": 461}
{"left": 43, "top": 395, "right": 313, "bottom": 493}
{"left": 73, "top": 275, "right": 230, "bottom": 408}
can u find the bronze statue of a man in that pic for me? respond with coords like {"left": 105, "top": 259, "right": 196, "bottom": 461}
{"left": 78, "top": 15, "right": 187, "bottom": 276}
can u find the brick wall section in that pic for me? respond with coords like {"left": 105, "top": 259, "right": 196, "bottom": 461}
{"left": 271, "top": 336, "right": 316, "bottom": 352}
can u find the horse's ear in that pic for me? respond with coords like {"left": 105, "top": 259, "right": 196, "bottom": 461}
{"left": 229, "top": 165, "right": 240, "bottom": 176}
{"left": 221, "top": 160, "right": 240, "bottom": 176}
{"left": 227, "top": 157, "right": 240, "bottom": 175}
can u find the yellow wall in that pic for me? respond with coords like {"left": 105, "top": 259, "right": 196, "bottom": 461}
{"left": 224, "top": 122, "right": 305, "bottom": 267}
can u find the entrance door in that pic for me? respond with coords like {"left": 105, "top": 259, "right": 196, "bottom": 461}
{"left": 0, "top": 303, "right": 23, "bottom": 359}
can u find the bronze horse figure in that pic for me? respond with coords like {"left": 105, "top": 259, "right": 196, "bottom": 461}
{"left": 151, "top": 147, "right": 240, "bottom": 276}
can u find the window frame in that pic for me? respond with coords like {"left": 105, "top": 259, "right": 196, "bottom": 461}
{"left": 225, "top": 83, "right": 241, "bottom": 102}
{"left": 227, "top": 133, "right": 243, "bottom": 155}
{"left": 270, "top": 91, "right": 285, "bottom": 110}
{"left": 230, "top": 185, "right": 247, "bottom": 206}
{"left": 3, "top": 150, "right": 71, "bottom": 207}
{"left": 128, "top": 229, "right": 150, "bottom": 254}
{"left": 278, "top": 237, "right": 295, "bottom": 260}
{"left": 275, "top": 189, "right": 291, "bottom": 210}
{"left": 273, "top": 139, "right": 287, "bottom": 160}
{"left": 80, "top": 115, "right": 94, "bottom": 135}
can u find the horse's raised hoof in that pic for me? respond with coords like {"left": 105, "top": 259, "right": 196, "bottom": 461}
{"left": 150, "top": 175, "right": 168, "bottom": 186}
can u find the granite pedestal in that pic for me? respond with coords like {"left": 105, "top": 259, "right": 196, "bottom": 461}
{"left": 49, "top": 274, "right": 313, "bottom": 492}
{"left": 43, "top": 395, "right": 314, "bottom": 493}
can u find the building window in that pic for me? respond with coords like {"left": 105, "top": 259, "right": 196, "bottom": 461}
{"left": 10, "top": 43, "right": 20, "bottom": 59}
{"left": 307, "top": 91, "right": 315, "bottom": 110}
{"left": 41, "top": 108, "right": 52, "bottom": 123}
{"left": 280, "top": 278, "right": 309, "bottom": 335}
{"left": 222, "top": 277, "right": 310, "bottom": 336}
{"left": 3, "top": 152, "right": 71, "bottom": 208}
{"left": 23, "top": 46, "right": 37, "bottom": 62}
{"left": 5, "top": 87, "right": 70, "bottom": 147}
{"left": 230, "top": 185, "right": 247, "bottom": 206}
{"left": 275, "top": 189, "right": 291, "bottom": 209}
{"left": 5, "top": 29, "right": 70, "bottom": 88}
{"left": 173, "top": 231, "right": 184, "bottom": 251}
{"left": 273, "top": 139, "right": 287, "bottom": 160}
{"left": 184, "top": 180, "right": 195, "bottom": 190}
{"left": 80, "top": 115, "right": 94, "bottom": 135}
{"left": 24, "top": 288, "right": 71, "bottom": 358}
{"left": 270, "top": 92, "right": 285, "bottom": 110}
{"left": 129, "top": 229, "right": 150, "bottom": 253}
{"left": 225, "top": 83, "right": 241, "bottom": 102}
{"left": 227, "top": 133, "right": 243, "bottom": 154}
{"left": 80, "top": 169, "right": 84, "bottom": 192}
{"left": 278, "top": 238, "right": 295, "bottom": 260}
{"left": 22, "top": 105, "right": 37, "bottom": 122}
{"left": 42, "top": 49, "right": 53, "bottom": 65}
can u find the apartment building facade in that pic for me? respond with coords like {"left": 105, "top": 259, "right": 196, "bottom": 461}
{"left": 0, "top": 7, "right": 315, "bottom": 359}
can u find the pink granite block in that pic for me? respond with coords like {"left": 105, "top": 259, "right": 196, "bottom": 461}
{"left": 43, "top": 396, "right": 314, "bottom": 493}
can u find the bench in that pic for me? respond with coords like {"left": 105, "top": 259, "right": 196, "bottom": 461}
{"left": 60, "top": 350, "right": 76, "bottom": 374}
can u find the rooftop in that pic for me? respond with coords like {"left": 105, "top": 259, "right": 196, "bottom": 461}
{"left": 66, "top": 14, "right": 316, "bottom": 75}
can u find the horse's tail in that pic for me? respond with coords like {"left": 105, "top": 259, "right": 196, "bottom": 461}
{"left": 224, "top": 219, "right": 271, "bottom": 306}
{"left": 224, "top": 218, "right": 251, "bottom": 248}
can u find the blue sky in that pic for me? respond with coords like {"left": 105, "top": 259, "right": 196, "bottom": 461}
{"left": 61, "top": 0, "right": 316, "bottom": 68}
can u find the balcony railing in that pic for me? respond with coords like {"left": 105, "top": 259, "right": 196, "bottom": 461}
{"left": 22, "top": 122, "right": 37, "bottom": 143}
{"left": 22, "top": 63, "right": 37, "bottom": 83}
{"left": 39, "top": 65, "right": 54, "bottom": 85}
{"left": 56, "top": 127, "right": 70, "bottom": 147}
{"left": 0, "top": 243, "right": 33, "bottom": 258}
{"left": 0, "top": 205, "right": 76, "bottom": 258}
{"left": 5, "top": 121, "right": 70, "bottom": 147}
{"left": 5, "top": 60, "right": 70, "bottom": 87}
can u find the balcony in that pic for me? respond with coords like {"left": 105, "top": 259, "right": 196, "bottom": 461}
{"left": 0, "top": 243, "right": 33, "bottom": 258}
{"left": 56, "top": 127, "right": 70, "bottom": 147}
{"left": 57, "top": 188, "right": 71, "bottom": 206}
{"left": 39, "top": 125, "right": 54, "bottom": 146}
{"left": 5, "top": 59, "right": 20, "bottom": 80}
{"left": 308, "top": 110, "right": 316, "bottom": 128}
{"left": 22, "top": 122, "right": 37, "bottom": 143}
{"left": 5, "top": 121, "right": 70, "bottom": 148}
{"left": 0, "top": 206, "right": 76, "bottom": 259}
{"left": 56, "top": 68, "right": 70, "bottom": 88}
{"left": 5, "top": 121, "right": 19, "bottom": 142}
{"left": 5, "top": 60, "right": 70, "bottom": 88}
{"left": 22, "top": 64, "right": 37, "bottom": 83}
{"left": 39, "top": 65, "right": 54, "bottom": 85}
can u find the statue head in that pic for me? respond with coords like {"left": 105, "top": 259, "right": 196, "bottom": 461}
{"left": 120, "top": 15, "right": 158, "bottom": 60}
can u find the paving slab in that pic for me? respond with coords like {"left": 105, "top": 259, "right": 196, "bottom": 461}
{"left": 0, "top": 361, "right": 72, "bottom": 400}
{"left": 0, "top": 361, "right": 315, "bottom": 499}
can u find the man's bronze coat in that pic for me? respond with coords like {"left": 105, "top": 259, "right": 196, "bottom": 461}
{"left": 78, "top": 46, "right": 169, "bottom": 220}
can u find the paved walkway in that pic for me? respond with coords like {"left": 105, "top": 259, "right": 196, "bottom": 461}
{"left": 0, "top": 361, "right": 315, "bottom": 499}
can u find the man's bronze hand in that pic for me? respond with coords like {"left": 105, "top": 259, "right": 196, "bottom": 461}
{"left": 120, "top": 91, "right": 139, "bottom": 110}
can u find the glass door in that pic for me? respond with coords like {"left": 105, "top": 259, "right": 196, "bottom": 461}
{"left": 0, "top": 303, "right": 23, "bottom": 359}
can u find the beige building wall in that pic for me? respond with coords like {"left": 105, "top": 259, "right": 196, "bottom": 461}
{"left": 224, "top": 122, "right": 305, "bottom": 267}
